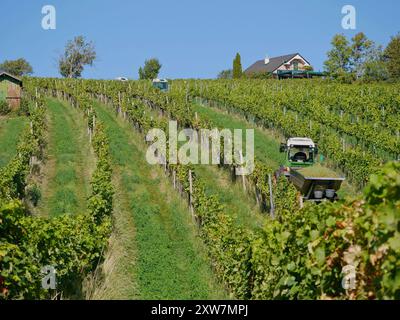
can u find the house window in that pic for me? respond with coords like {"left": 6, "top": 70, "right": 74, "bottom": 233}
{"left": 293, "top": 60, "right": 299, "bottom": 71}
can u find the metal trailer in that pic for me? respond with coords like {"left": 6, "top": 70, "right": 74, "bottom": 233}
{"left": 289, "top": 169, "right": 345, "bottom": 202}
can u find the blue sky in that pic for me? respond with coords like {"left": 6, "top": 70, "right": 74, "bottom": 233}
{"left": 1, "top": 0, "right": 399, "bottom": 79}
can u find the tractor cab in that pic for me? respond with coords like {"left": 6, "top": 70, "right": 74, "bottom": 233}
{"left": 280, "top": 137, "right": 318, "bottom": 168}
{"left": 152, "top": 79, "right": 169, "bottom": 92}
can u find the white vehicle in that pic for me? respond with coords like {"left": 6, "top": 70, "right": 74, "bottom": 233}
{"left": 116, "top": 77, "right": 128, "bottom": 81}
{"left": 152, "top": 79, "right": 169, "bottom": 91}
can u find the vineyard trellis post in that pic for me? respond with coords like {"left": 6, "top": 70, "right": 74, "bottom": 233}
{"left": 268, "top": 174, "right": 275, "bottom": 219}
{"left": 188, "top": 169, "right": 194, "bottom": 219}
{"left": 239, "top": 150, "right": 247, "bottom": 192}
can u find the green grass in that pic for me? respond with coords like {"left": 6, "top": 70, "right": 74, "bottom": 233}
{"left": 93, "top": 101, "right": 226, "bottom": 300}
{"left": 193, "top": 103, "right": 286, "bottom": 167}
{"left": 0, "top": 116, "right": 27, "bottom": 167}
{"left": 37, "top": 99, "right": 94, "bottom": 217}
{"left": 195, "top": 164, "right": 264, "bottom": 229}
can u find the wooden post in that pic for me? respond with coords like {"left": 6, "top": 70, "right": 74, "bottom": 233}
{"left": 255, "top": 185, "right": 260, "bottom": 207}
{"left": 173, "top": 170, "right": 176, "bottom": 189}
{"left": 188, "top": 169, "right": 194, "bottom": 218}
{"left": 268, "top": 174, "right": 275, "bottom": 219}
{"left": 239, "top": 151, "right": 247, "bottom": 191}
{"left": 299, "top": 195, "right": 304, "bottom": 209}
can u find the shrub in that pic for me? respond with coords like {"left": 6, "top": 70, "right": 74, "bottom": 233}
{"left": 17, "top": 98, "right": 30, "bottom": 116}
{"left": 26, "top": 184, "right": 41, "bottom": 207}
{"left": 0, "top": 100, "right": 11, "bottom": 115}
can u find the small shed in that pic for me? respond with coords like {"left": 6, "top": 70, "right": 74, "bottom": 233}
{"left": 0, "top": 71, "right": 23, "bottom": 108}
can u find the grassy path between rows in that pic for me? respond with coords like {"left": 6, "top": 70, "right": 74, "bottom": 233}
{"left": 92, "top": 101, "right": 226, "bottom": 300}
{"left": 193, "top": 102, "right": 358, "bottom": 198}
{"left": 36, "top": 99, "right": 94, "bottom": 217}
{"left": 143, "top": 102, "right": 266, "bottom": 230}
{"left": 194, "top": 164, "right": 264, "bottom": 229}
{"left": 0, "top": 116, "right": 27, "bottom": 167}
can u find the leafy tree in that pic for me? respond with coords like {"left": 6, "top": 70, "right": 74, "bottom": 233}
{"left": 324, "top": 33, "right": 386, "bottom": 82}
{"left": 303, "top": 65, "right": 314, "bottom": 71}
{"left": 138, "top": 58, "right": 162, "bottom": 80}
{"left": 384, "top": 33, "right": 400, "bottom": 80}
{"left": 351, "top": 32, "right": 374, "bottom": 78}
{"left": 232, "top": 53, "right": 242, "bottom": 79}
{"left": 58, "top": 36, "right": 96, "bottom": 78}
{"left": 362, "top": 46, "right": 389, "bottom": 82}
{"left": 217, "top": 69, "right": 233, "bottom": 79}
{"left": 0, "top": 58, "right": 33, "bottom": 77}
{"left": 324, "top": 34, "right": 352, "bottom": 79}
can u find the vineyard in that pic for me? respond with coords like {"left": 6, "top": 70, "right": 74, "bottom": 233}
{"left": 1, "top": 78, "right": 399, "bottom": 300}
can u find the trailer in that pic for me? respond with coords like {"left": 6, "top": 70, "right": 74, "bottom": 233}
{"left": 289, "top": 168, "right": 345, "bottom": 202}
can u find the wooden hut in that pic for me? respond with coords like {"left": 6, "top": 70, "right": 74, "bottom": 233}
{"left": 0, "top": 71, "right": 23, "bottom": 109}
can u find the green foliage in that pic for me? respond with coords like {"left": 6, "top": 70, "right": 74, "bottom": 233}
{"left": 0, "top": 85, "right": 113, "bottom": 300}
{"left": 384, "top": 33, "right": 400, "bottom": 80}
{"left": 0, "top": 100, "right": 11, "bottom": 115}
{"left": 233, "top": 53, "right": 242, "bottom": 79}
{"left": 351, "top": 32, "right": 374, "bottom": 78}
{"left": 245, "top": 71, "right": 272, "bottom": 79}
{"left": 0, "top": 58, "right": 33, "bottom": 77}
{"left": 325, "top": 32, "right": 387, "bottom": 82}
{"left": 324, "top": 34, "right": 352, "bottom": 78}
{"left": 185, "top": 79, "right": 400, "bottom": 187}
{"left": 20, "top": 77, "right": 400, "bottom": 300}
{"left": 58, "top": 36, "right": 96, "bottom": 78}
{"left": 26, "top": 184, "right": 41, "bottom": 206}
{"left": 138, "top": 58, "right": 162, "bottom": 80}
{"left": 17, "top": 98, "right": 31, "bottom": 116}
{"left": 217, "top": 69, "right": 233, "bottom": 79}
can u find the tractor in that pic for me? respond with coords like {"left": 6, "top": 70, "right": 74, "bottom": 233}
{"left": 278, "top": 137, "right": 345, "bottom": 202}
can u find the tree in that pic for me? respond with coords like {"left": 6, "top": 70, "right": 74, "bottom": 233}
{"left": 324, "top": 34, "right": 352, "bottom": 79}
{"left": 217, "top": 69, "right": 233, "bottom": 79}
{"left": 350, "top": 32, "right": 374, "bottom": 78}
{"left": 384, "top": 33, "right": 400, "bottom": 80}
{"left": 0, "top": 58, "right": 33, "bottom": 77}
{"left": 58, "top": 36, "right": 96, "bottom": 78}
{"left": 138, "top": 58, "right": 162, "bottom": 80}
{"left": 232, "top": 53, "right": 242, "bottom": 79}
{"left": 304, "top": 65, "right": 314, "bottom": 71}
{"left": 361, "top": 45, "right": 389, "bottom": 82}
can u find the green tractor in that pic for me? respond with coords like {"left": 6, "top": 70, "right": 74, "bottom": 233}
{"left": 279, "top": 137, "right": 318, "bottom": 172}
